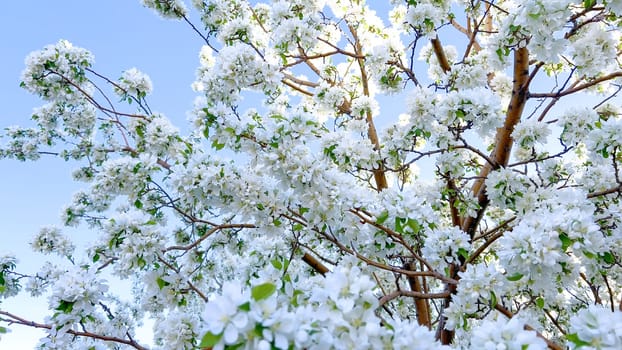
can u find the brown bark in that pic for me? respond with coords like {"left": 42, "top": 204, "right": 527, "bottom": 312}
{"left": 406, "top": 262, "right": 431, "bottom": 328}
{"left": 461, "top": 47, "right": 530, "bottom": 237}
{"left": 348, "top": 24, "right": 388, "bottom": 191}
{"left": 438, "top": 47, "right": 531, "bottom": 345}
{"left": 302, "top": 252, "right": 330, "bottom": 275}
{"left": 429, "top": 36, "right": 465, "bottom": 344}
{"left": 431, "top": 36, "right": 452, "bottom": 72}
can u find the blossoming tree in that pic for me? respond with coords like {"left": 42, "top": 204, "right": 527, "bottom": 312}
{"left": 2, "top": 0, "right": 622, "bottom": 348}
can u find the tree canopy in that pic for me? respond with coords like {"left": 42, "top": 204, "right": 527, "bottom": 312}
{"left": 2, "top": 0, "right": 622, "bottom": 349}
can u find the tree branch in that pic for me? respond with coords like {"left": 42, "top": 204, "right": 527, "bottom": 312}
{"left": 462, "top": 47, "right": 530, "bottom": 237}
{"left": 164, "top": 223, "right": 256, "bottom": 252}
{"left": 348, "top": 23, "right": 388, "bottom": 191}
{"left": 379, "top": 290, "right": 450, "bottom": 306}
{"left": 0, "top": 311, "right": 148, "bottom": 350}
{"left": 430, "top": 36, "right": 452, "bottom": 73}
{"left": 529, "top": 72, "right": 622, "bottom": 99}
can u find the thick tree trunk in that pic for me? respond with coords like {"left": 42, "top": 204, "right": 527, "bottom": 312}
{"left": 438, "top": 47, "right": 531, "bottom": 345}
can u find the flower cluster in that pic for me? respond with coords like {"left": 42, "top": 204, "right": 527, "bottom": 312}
{"left": 193, "top": 43, "right": 280, "bottom": 106}
{"left": 568, "top": 305, "right": 622, "bottom": 350}
{"left": 405, "top": 86, "right": 503, "bottom": 149}
{"left": 201, "top": 260, "right": 449, "bottom": 350}
{"left": 469, "top": 317, "right": 547, "bottom": 350}
{"left": 20, "top": 39, "right": 94, "bottom": 102}
{"left": 42, "top": 266, "right": 109, "bottom": 345}
{"left": 404, "top": 0, "right": 451, "bottom": 36}
{"left": 115, "top": 67, "right": 153, "bottom": 100}
{"left": 444, "top": 263, "right": 506, "bottom": 331}
{"left": 569, "top": 22, "right": 620, "bottom": 78}
{"left": 422, "top": 226, "right": 471, "bottom": 270}
{"left": 142, "top": 0, "right": 188, "bottom": 19}
{"left": 30, "top": 226, "right": 75, "bottom": 257}
{"left": 0, "top": 254, "right": 20, "bottom": 299}
{"left": 511, "top": 118, "right": 552, "bottom": 161}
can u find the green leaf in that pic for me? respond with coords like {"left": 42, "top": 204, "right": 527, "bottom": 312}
{"left": 376, "top": 211, "right": 389, "bottom": 225}
{"left": 406, "top": 218, "right": 421, "bottom": 234}
{"left": 495, "top": 48, "right": 504, "bottom": 61}
{"left": 323, "top": 144, "right": 338, "bottom": 162}
{"left": 489, "top": 291, "right": 497, "bottom": 307}
{"left": 559, "top": 233, "right": 572, "bottom": 251}
{"left": 137, "top": 255, "right": 146, "bottom": 269}
{"left": 251, "top": 282, "right": 276, "bottom": 301}
{"left": 566, "top": 333, "right": 591, "bottom": 347}
{"left": 583, "top": 0, "right": 596, "bottom": 9}
{"left": 211, "top": 140, "right": 225, "bottom": 150}
{"left": 135, "top": 124, "right": 145, "bottom": 138}
{"left": 394, "top": 217, "right": 405, "bottom": 234}
{"left": 457, "top": 248, "right": 469, "bottom": 260}
{"left": 601, "top": 251, "right": 615, "bottom": 264}
{"left": 55, "top": 300, "right": 75, "bottom": 313}
{"left": 536, "top": 297, "right": 545, "bottom": 309}
{"left": 43, "top": 61, "right": 57, "bottom": 70}
{"left": 92, "top": 253, "right": 100, "bottom": 263}
{"left": 156, "top": 277, "right": 170, "bottom": 290}
{"left": 0, "top": 326, "right": 7, "bottom": 334}
{"left": 199, "top": 331, "right": 222, "bottom": 348}
{"left": 238, "top": 301, "right": 251, "bottom": 312}
{"left": 254, "top": 323, "right": 265, "bottom": 336}
{"left": 270, "top": 259, "right": 283, "bottom": 270}
{"left": 0, "top": 272, "right": 5, "bottom": 286}
{"left": 132, "top": 162, "right": 142, "bottom": 174}
{"left": 506, "top": 273, "right": 524, "bottom": 281}
{"left": 134, "top": 199, "right": 143, "bottom": 209}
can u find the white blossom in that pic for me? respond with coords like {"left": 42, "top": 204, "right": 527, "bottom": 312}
{"left": 115, "top": 67, "right": 153, "bottom": 99}
{"left": 469, "top": 317, "right": 547, "bottom": 350}
{"left": 142, "top": 0, "right": 188, "bottom": 18}
{"left": 31, "top": 226, "right": 75, "bottom": 257}
{"left": 568, "top": 306, "right": 622, "bottom": 350}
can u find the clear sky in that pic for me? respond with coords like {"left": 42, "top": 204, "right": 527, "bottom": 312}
{"left": 0, "top": 1, "right": 205, "bottom": 347}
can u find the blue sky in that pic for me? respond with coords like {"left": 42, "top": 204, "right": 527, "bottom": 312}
{"left": 0, "top": 1, "right": 205, "bottom": 347}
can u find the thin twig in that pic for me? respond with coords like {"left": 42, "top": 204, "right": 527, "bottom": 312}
{"left": 0, "top": 311, "right": 148, "bottom": 350}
